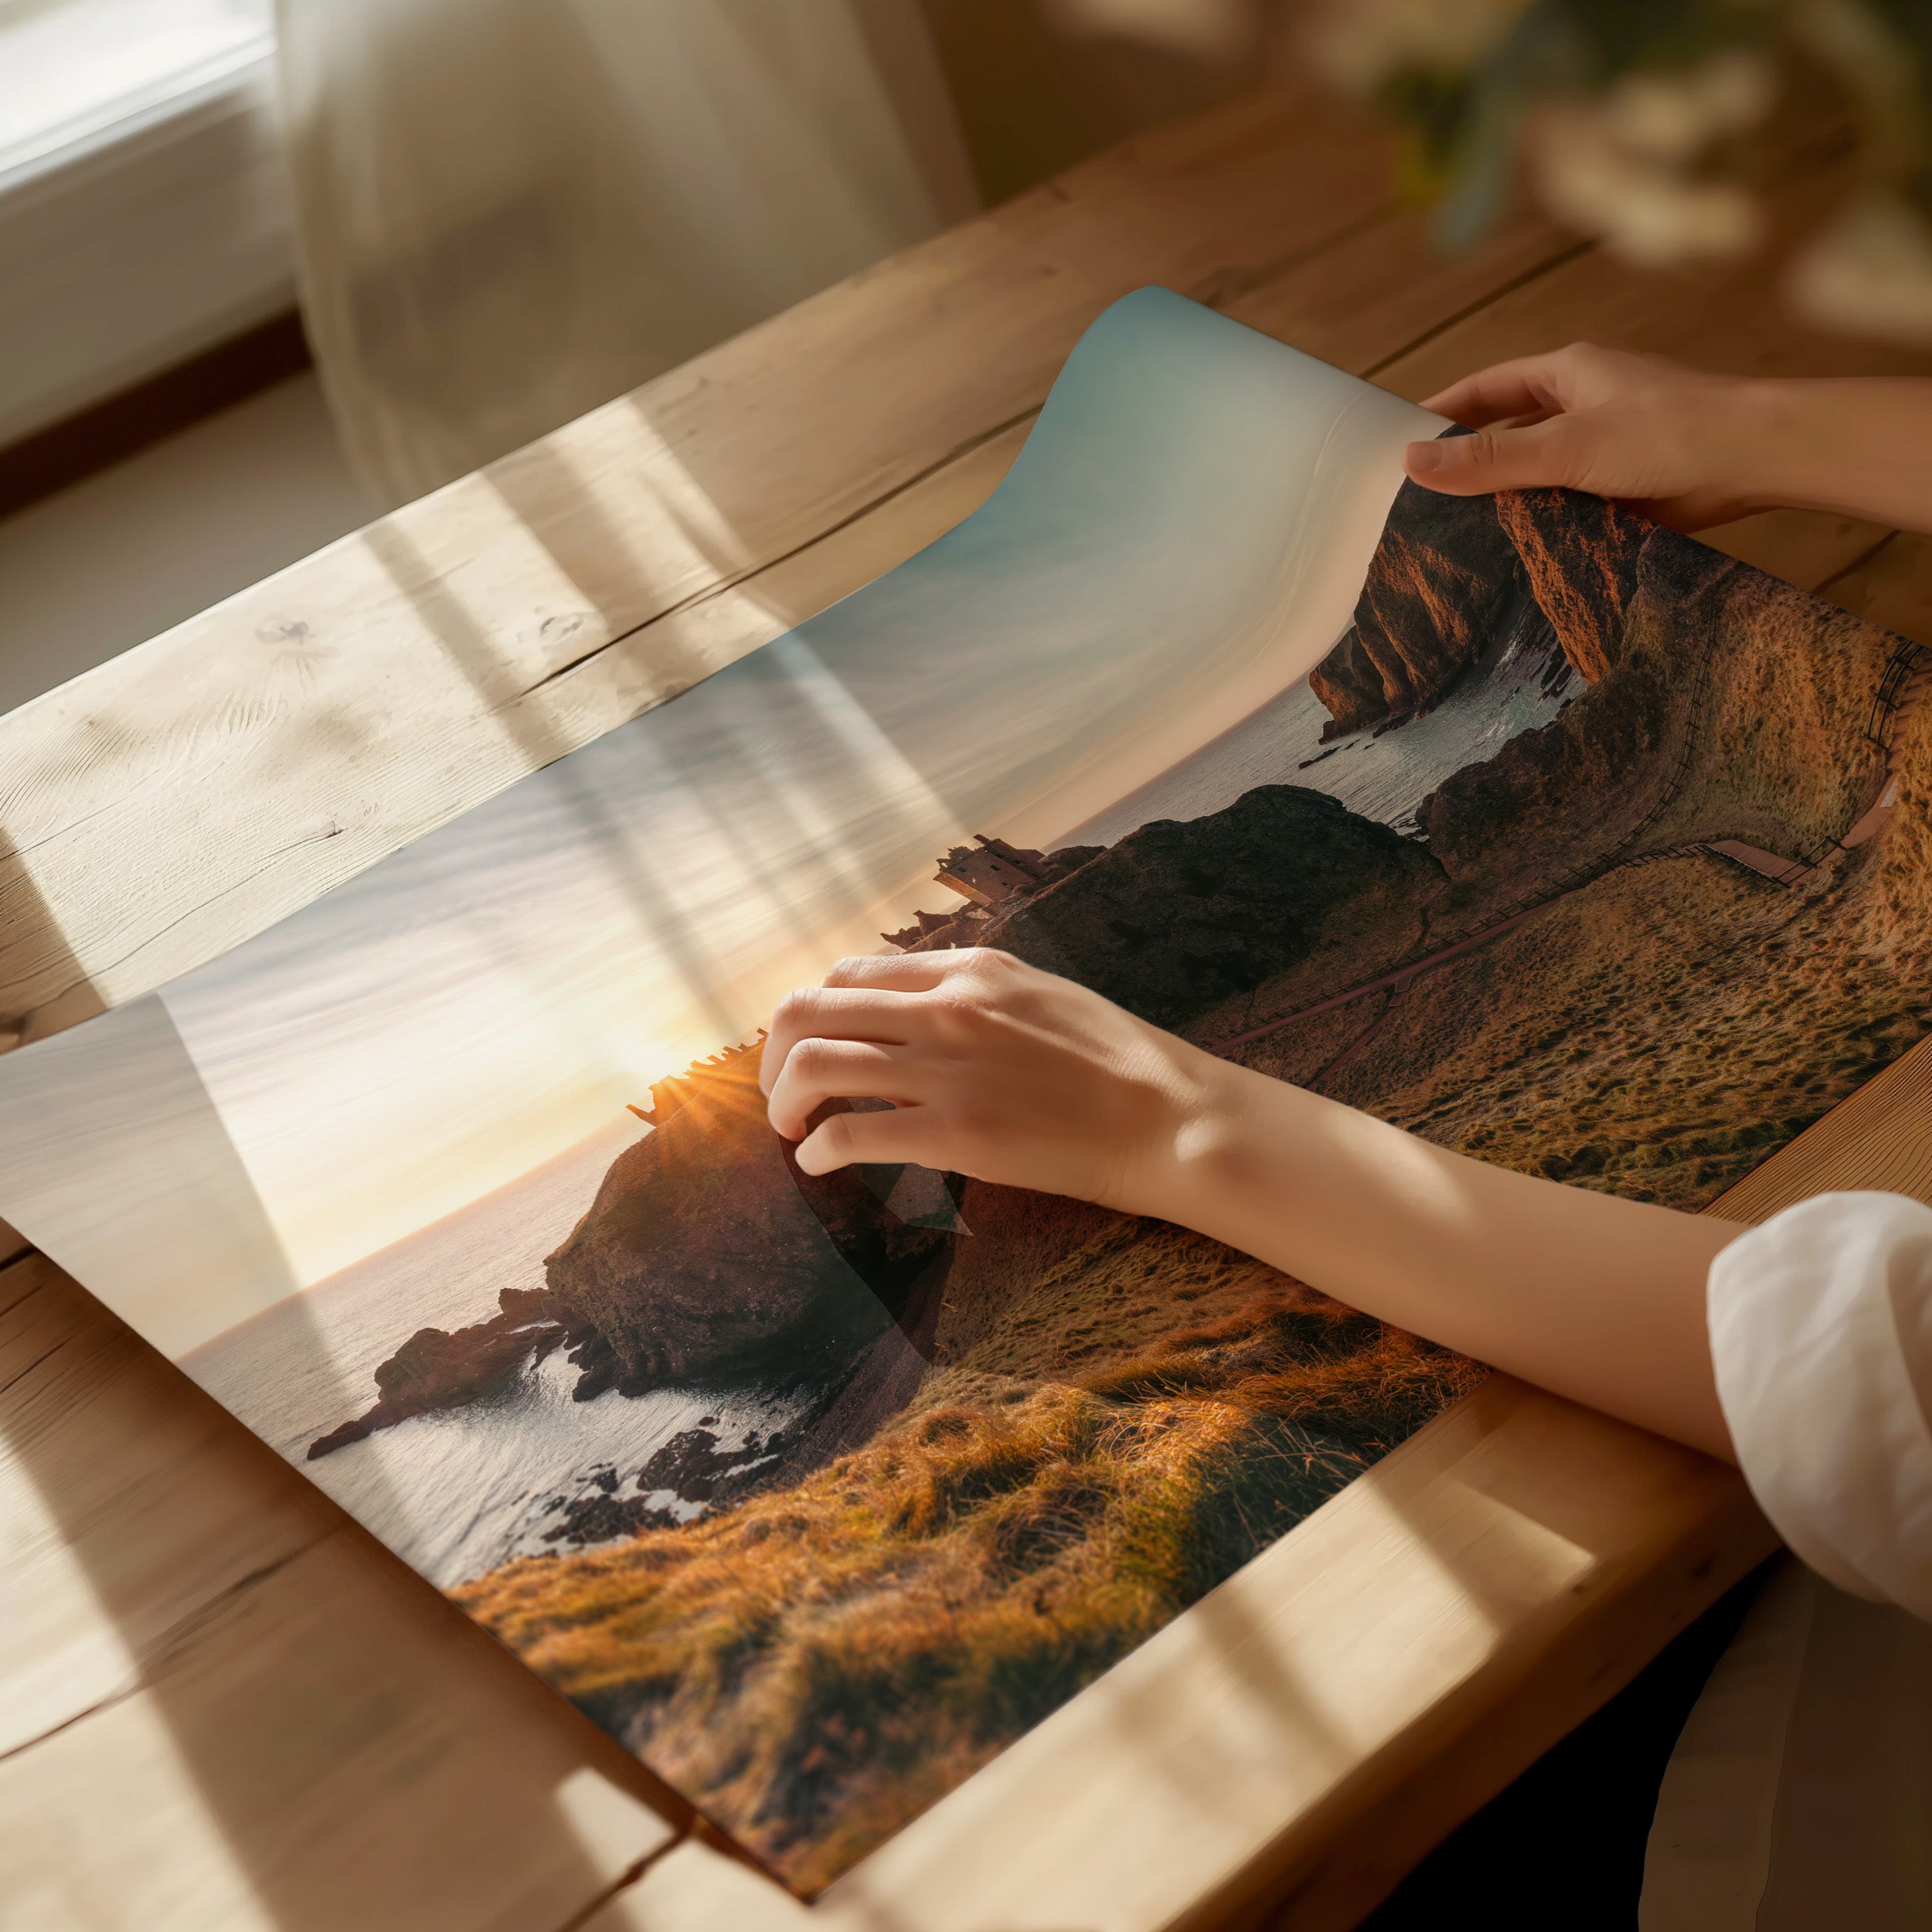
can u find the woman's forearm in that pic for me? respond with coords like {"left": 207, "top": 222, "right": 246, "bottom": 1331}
{"left": 766, "top": 951, "right": 1743, "bottom": 1463}
{"left": 1714, "top": 378, "right": 1932, "bottom": 532}
{"left": 1145, "top": 1057, "right": 1742, "bottom": 1461}
{"left": 1408, "top": 345, "right": 1932, "bottom": 538}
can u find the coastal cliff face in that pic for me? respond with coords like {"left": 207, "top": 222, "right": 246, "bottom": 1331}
{"left": 981, "top": 784, "right": 1445, "bottom": 1029}
{"left": 1495, "top": 486, "right": 1648, "bottom": 685}
{"left": 1307, "top": 481, "right": 1522, "bottom": 736}
{"left": 1416, "top": 529, "right": 1737, "bottom": 900}
{"left": 1306, "top": 472, "right": 1655, "bottom": 740}
{"left": 542, "top": 1048, "right": 951, "bottom": 1397}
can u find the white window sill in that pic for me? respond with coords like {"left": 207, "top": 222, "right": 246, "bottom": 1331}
{"left": 0, "top": 0, "right": 293, "bottom": 449}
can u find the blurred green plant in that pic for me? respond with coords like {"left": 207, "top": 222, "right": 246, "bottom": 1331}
{"left": 1065, "top": 0, "right": 1932, "bottom": 342}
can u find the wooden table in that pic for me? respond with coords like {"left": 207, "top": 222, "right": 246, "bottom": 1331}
{"left": 7, "top": 75, "right": 1932, "bottom": 1932}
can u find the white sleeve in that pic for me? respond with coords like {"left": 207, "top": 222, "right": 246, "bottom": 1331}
{"left": 1708, "top": 1191, "right": 1932, "bottom": 1620}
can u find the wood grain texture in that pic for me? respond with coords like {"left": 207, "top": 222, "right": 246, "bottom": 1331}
{"left": 8, "top": 72, "right": 1932, "bottom": 1932}
{"left": 0, "top": 1253, "right": 686, "bottom": 1932}
{"left": 567, "top": 1379, "right": 1768, "bottom": 1932}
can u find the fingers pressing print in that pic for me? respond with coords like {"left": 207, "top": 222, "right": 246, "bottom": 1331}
{"left": 767, "top": 1038, "right": 925, "bottom": 1141}
{"left": 763, "top": 949, "right": 1026, "bottom": 1095}
{"left": 760, "top": 951, "right": 998, "bottom": 1091}
{"left": 794, "top": 1102, "right": 935, "bottom": 1177}
{"left": 760, "top": 983, "right": 918, "bottom": 1097}
{"left": 1403, "top": 414, "right": 1595, "bottom": 495}
{"left": 820, "top": 951, "right": 978, "bottom": 992}
{"left": 757, "top": 947, "right": 1209, "bottom": 1206}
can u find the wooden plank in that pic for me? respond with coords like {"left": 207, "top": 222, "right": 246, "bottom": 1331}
{"left": 0, "top": 77, "right": 1413, "bottom": 1043}
{"left": 0, "top": 96, "right": 1912, "bottom": 1051}
{"left": 566, "top": 1379, "right": 1764, "bottom": 1932}
{"left": 0, "top": 1251, "right": 687, "bottom": 1930}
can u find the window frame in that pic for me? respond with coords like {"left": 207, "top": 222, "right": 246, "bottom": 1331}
{"left": 0, "top": 2, "right": 294, "bottom": 450}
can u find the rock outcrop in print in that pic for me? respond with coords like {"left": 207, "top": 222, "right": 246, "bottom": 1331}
{"left": 1307, "top": 480, "right": 1522, "bottom": 736}
{"left": 1495, "top": 485, "right": 1648, "bottom": 685}
{"left": 1308, "top": 467, "right": 1656, "bottom": 738}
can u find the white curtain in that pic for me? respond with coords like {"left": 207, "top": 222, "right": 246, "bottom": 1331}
{"left": 275, "top": 0, "right": 978, "bottom": 504}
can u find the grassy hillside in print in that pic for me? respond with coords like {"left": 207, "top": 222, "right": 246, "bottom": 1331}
{"left": 460, "top": 1223, "right": 1478, "bottom": 1890}
{"left": 1206, "top": 498, "right": 1925, "bottom": 1212}
{"left": 315, "top": 475, "right": 1930, "bottom": 1893}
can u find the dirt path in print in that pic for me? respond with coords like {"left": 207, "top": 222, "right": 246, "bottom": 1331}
{"left": 1211, "top": 640, "right": 1932, "bottom": 1066}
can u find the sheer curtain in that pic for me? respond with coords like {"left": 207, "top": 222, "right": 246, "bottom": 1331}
{"left": 276, "top": 0, "right": 978, "bottom": 504}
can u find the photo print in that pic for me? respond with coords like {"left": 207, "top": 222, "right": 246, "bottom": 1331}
{"left": 2, "top": 288, "right": 1925, "bottom": 1892}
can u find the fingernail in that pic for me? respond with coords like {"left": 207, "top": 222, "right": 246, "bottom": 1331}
{"left": 1405, "top": 439, "right": 1445, "bottom": 476}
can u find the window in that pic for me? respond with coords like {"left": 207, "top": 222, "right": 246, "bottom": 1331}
{"left": 0, "top": 0, "right": 273, "bottom": 183}
{"left": 0, "top": 0, "right": 290, "bottom": 447}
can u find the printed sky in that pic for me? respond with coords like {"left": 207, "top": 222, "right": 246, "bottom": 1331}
{"left": 0, "top": 288, "right": 1441, "bottom": 1346}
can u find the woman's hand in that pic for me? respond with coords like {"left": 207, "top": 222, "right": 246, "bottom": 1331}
{"left": 1404, "top": 342, "right": 1767, "bottom": 529}
{"left": 760, "top": 948, "right": 1226, "bottom": 1212}
{"left": 763, "top": 944, "right": 1740, "bottom": 1459}
{"left": 1405, "top": 341, "right": 1932, "bottom": 539}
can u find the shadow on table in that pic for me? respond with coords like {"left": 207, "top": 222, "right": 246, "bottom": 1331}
{"left": 0, "top": 403, "right": 961, "bottom": 1924}
{"left": 0, "top": 855, "right": 689, "bottom": 1930}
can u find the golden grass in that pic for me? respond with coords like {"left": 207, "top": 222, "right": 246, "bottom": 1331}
{"left": 457, "top": 1226, "right": 1478, "bottom": 1893}
{"left": 1348, "top": 684, "right": 1932, "bottom": 1210}
{"left": 1222, "top": 631, "right": 1932, "bottom": 1213}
